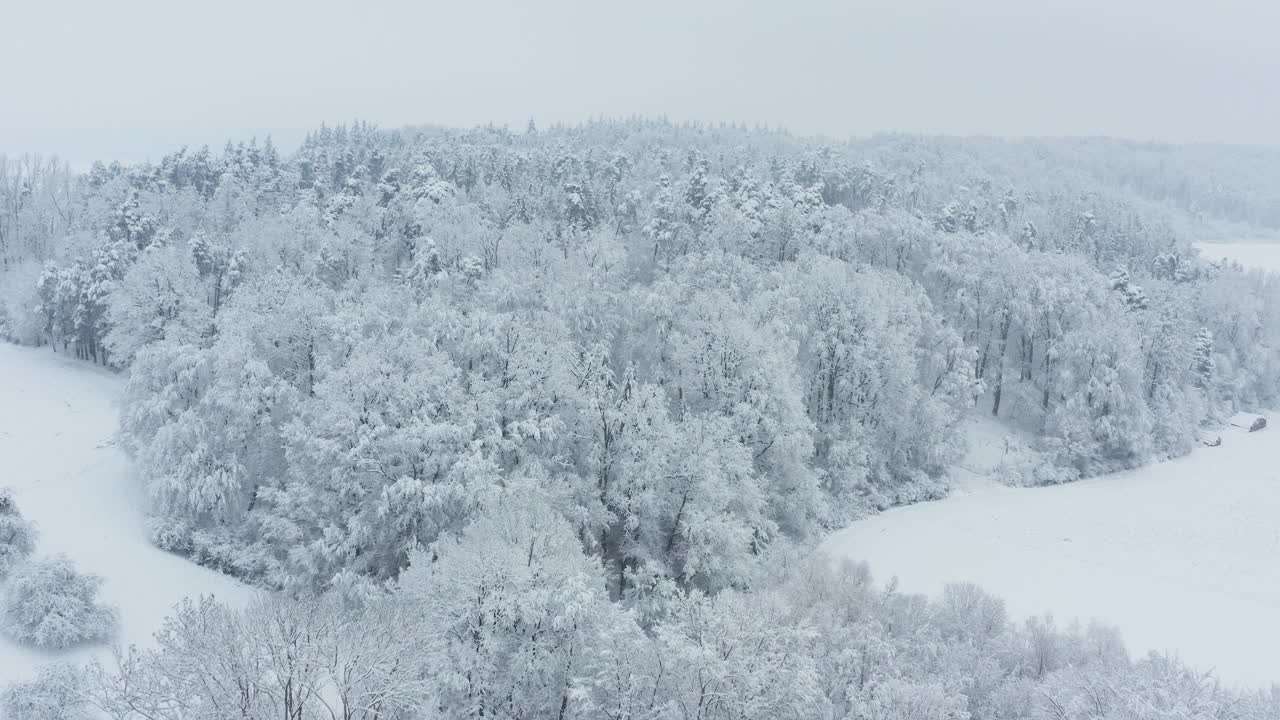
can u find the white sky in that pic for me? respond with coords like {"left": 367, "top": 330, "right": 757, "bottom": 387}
{"left": 3, "top": 0, "right": 1278, "bottom": 166}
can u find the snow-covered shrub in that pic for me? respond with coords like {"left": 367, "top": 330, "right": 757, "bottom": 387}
{"left": 855, "top": 678, "right": 968, "bottom": 720}
{"left": 935, "top": 582, "right": 1007, "bottom": 645}
{"left": 0, "top": 488, "right": 37, "bottom": 578}
{"left": 78, "top": 593, "right": 430, "bottom": 720}
{"left": 993, "top": 444, "right": 1080, "bottom": 487}
{"left": 1034, "top": 652, "right": 1239, "bottom": 719}
{"left": 2, "top": 555, "right": 118, "bottom": 649}
{"left": 146, "top": 515, "right": 195, "bottom": 555}
{"left": 0, "top": 663, "right": 86, "bottom": 720}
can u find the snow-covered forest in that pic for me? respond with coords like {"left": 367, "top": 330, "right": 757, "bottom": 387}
{"left": 2, "top": 121, "right": 1280, "bottom": 718}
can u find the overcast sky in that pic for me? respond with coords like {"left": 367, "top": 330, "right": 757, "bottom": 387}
{"left": 3, "top": 0, "right": 1278, "bottom": 166}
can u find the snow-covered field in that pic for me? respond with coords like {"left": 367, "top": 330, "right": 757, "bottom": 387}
{"left": 823, "top": 417, "right": 1280, "bottom": 689}
{"left": 0, "top": 343, "right": 253, "bottom": 685}
{"left": 1196, "top": 240, "right": 1280, "bottom": 273}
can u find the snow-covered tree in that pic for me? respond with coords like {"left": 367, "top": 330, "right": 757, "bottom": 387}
{"left": 0, "top": 663, "right": 87, "bottom": 720}
{"left": 1193, "top": 327, "right": 1216, "bottom": 389}
{"left": 0, "top": 488, "right": 36, "bottom": 578}
{"left": 103, "top": 244, "right": 209, "bottom": 365}
{"left": 398, "top": 486, "right": 643, "bottom": 719}
{"left": 2, "top": 555, "right": 118, "bottom": 649}
{"left": 262, "top": 327, "right": 488, "bottom": 590}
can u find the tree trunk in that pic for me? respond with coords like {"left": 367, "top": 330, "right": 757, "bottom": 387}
{"left": 1020, "top": 335, "right": 1034, "bottom": 382}
{"left": 991, "top": 315, "right": 1011, "bottom": 417}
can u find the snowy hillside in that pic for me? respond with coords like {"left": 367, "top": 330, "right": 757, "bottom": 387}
{"left": 0, "top": 343, "right": 253, "bottom": 685}
{"left": 823, "top": 417, "right": 1280, "bottom": 688}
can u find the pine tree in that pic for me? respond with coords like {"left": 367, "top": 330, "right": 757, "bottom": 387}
{"left": 1193, "top": 327, "right": 1215, "bottom": 389}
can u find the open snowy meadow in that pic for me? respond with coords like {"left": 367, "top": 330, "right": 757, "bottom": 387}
{"left": 0, "top": 343, "right": 253, "bottom": 686}
{"left": 824, "top": 414, "right": 1280, "bottom": 688}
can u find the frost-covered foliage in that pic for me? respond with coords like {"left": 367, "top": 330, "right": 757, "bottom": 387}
{"left": 102, "top": 243, "right": 210, "bottom": 365}
{"left": 75, "top": 503, "right": 1280, "bottom": 719}
{"left": 0, "top": 261, "right": 46, "bottom": 345}
{"left": 1, "top": 555, "right": 117, "bottom": 649}
{"left": 993, "top": 445, "right": 1081, "bottom": 487}
{"left": 396, "top": 489, "right": 641, "bottom": 717}
{"left": 0, "top": 488, "right": 37, "bottom": 578}
{"left": 6, "top": 122, "right": 1280, "bottom": 595}
{"left": 0, "top": 663, "right": 86, "bottom": 720}
{"left": 79, "top": 593, "right": 422, "bottom": 720}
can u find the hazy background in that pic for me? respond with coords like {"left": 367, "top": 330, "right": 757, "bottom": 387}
{"left": 3, "top": 0, "right": 1278, "bottom": 166}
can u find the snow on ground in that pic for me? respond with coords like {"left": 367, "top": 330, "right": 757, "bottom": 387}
{"left": 0, "top": 343, "right": 254, "bottom": 685}
{"left": 1195, "top": 241, "right": 1280, "bottom": 273}
{"left": 946, "top": 415, "right": 1032, "bottom": 495}
{"left": 824, "top": 417, "right": 1280, "bottom": 689}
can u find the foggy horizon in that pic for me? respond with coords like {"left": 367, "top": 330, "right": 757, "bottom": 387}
{"left": 4, "top": 0, "right": 1279, "bottom": 166}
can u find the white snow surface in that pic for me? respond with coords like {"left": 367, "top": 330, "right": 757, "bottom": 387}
{"left": 823, "top": 416, "right": 1280, "bottom": 689}
{"left": 946, "top": 415, "right": 1028, "bottom": 495}
{"left": 0, "top": 343, "right": 254, "bottom": 685}
{"left": 1195, "top": 241, "right": 1280, "bottom": 273}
